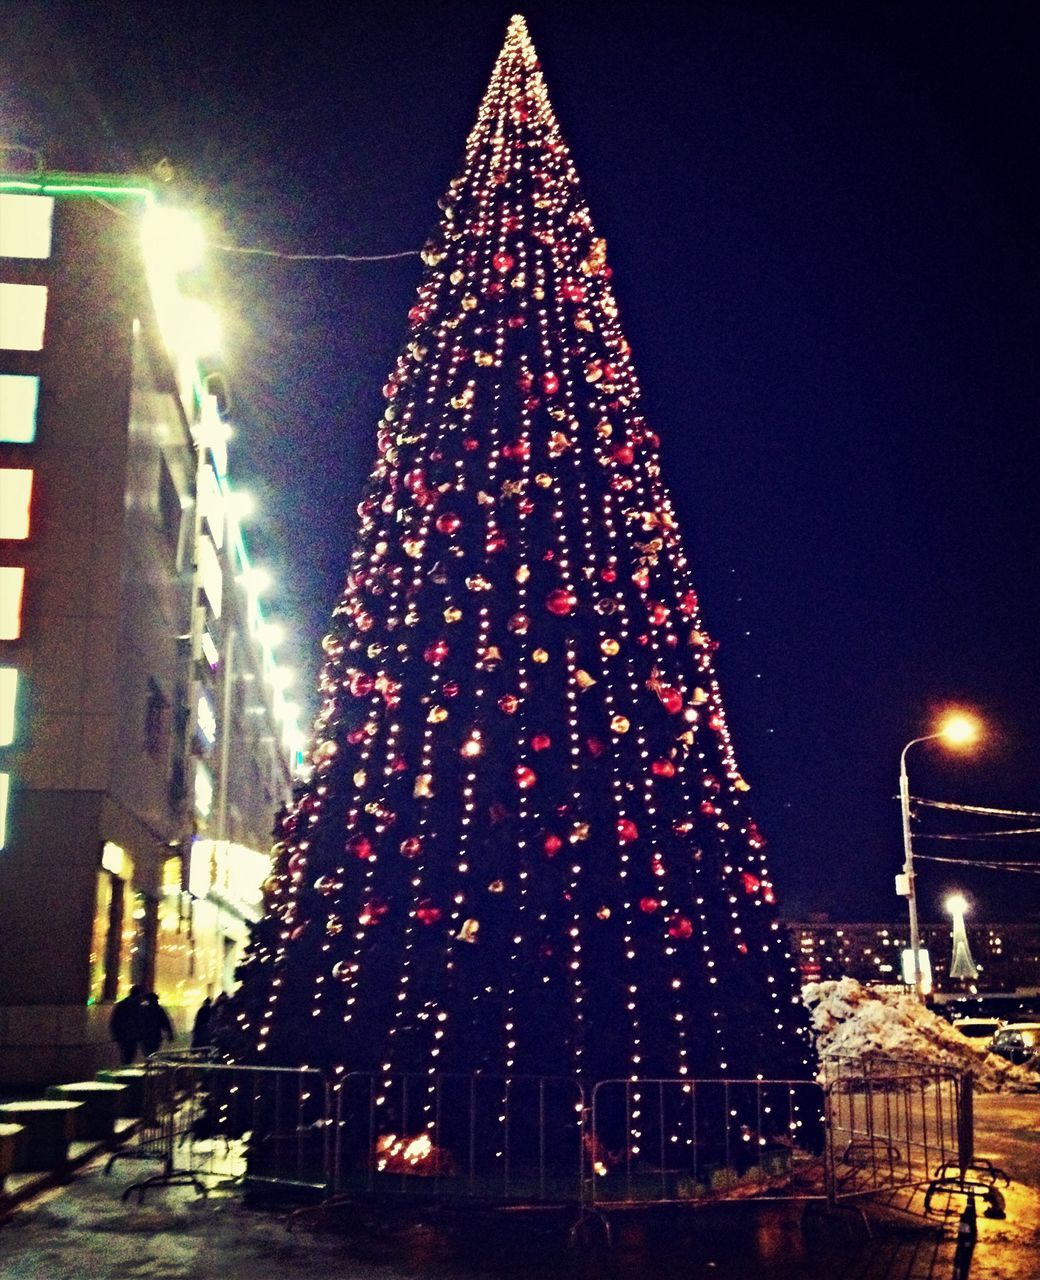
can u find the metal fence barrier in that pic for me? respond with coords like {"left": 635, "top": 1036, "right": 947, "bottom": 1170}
{"left": 110, "top": 1054, "right": 982, "bottom": 1222}
{"left": 588, "top": 1077, "right": 825, "bottom": 1207}
{"left": 822, "top": 1057, "right": 964, "bottom": 1207}
{"left": 330, "top": 1072, "right": 586, "bottom": 1204}
{"left": 110, "top": 1054, "right": 330, "bottom": 1203}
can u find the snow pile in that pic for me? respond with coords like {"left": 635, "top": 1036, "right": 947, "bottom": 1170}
{"left": 802, "top": 978, "right": 1040, "bottom": 1093}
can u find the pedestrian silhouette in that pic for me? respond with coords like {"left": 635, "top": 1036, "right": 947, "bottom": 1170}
{"left": 109, "top": 985, "right": 145, "bottom": 1065}
{"left": 191, "top": 996, "right": 213, "bottom": 1049}
{"left": 139, "top": 991, "right": 175, "bottom": 1057}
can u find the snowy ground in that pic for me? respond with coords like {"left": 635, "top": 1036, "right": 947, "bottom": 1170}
{"left": 803, "top": 979, "right": 1040, "bottom": 1092}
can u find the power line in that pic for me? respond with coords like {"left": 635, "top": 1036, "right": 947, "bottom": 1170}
{"left": 89, "top": 195, "right": 420, "bottom": 261}
{"left": 915, "top": 828, "right": 1040, "bottom": 840}
{"left": 912, "top": 796, "right": 1040, "bottom": 820}
{"left": 914, "top": 852, "right": 1040, "bottom": 873}
{"left": 211, "top": 242, "right": 418, "bottom": 263}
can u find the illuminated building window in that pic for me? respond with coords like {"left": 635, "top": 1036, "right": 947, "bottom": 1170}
{"left": 0, "top": 283, "right": 48, "bottom": 350}
{"left": 0, "top": 772, "right": 9, "bottom": 848}
{"left": 0, "top": 566, "right": 26, "bottom": 639}
{"left": 144, "top": 678, "right": 169, "bottom": 758}
{"left": 0, "top": 469, "right": 33, "bottom": 539}
{"left": 0, "top": 374, "right": 40, "bottom": 442}
{"left": 198, "top": 533, "right": 223, "bottom": 619}
{"left": 0, "top": 667, "right": 17, "bottom": 746}
{"left": 194, "top": 761, "right": 214, "bottom": 819}
{"left": 0, "top": 194, "right": 54, "bottom": 258}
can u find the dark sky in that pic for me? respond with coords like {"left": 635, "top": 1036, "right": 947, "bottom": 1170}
{"left": 3, "top": 1, "right": 1038, "bottom": 924}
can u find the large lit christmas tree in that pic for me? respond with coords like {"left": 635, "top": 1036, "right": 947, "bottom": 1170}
{"left": 232, "top": 15, "right": 813, "bottom": 1102}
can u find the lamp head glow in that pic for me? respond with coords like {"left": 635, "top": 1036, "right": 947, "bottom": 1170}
{"left": 141, "top": 205, "right": 205, "bottom": 275}
{"left": 226, "top": 489, "right": 256, "bottom": 522}
{"left": 240, "top": 565, "right": 272, "bottom": 595}
{"left": 944, "top": 893, "right": 970, "bottom": 918}
{"left": 938, "top": 713, "right": 980, "bottom": 747}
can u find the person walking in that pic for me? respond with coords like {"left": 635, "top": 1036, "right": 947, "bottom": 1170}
{"left": 139, "top": 991, "right": 175, "bottom": 1057}
{"left": 109, "top": 985, "right": 145, "bottom": 1065}
{"left": 191, "top": 996, "right": 213, "bottom": 1049}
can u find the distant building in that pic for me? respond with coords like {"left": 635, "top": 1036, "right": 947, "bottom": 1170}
{"left": 0, "top": 172, "right": 303, "bottom": 1085}
{"left": 787, "top": 917, "right": 1040, "bottom": 994}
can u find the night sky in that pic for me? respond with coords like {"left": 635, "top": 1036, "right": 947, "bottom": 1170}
{"left": 3, "top": 1, "right": 1038, "bottom": 924}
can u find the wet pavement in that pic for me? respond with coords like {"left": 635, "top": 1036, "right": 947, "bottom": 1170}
{"left": 0, "top": 1094, "right": 1035, "bottom": 1279}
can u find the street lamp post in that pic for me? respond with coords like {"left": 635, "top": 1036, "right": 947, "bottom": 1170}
{"left": 898, "top": 714, "right": 980, "bottom": 1001}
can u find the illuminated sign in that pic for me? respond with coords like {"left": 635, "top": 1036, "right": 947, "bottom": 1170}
{"left": 901, "top": 948, "right": 932, "bottom": 994}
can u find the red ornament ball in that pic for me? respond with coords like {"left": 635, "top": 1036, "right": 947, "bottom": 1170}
{"left": 515, "top": 765, "right": 537, "bottom": 790}
{"left": 531, "top": 733, "right": 552, "bottom": 752}
{"left": 348, "top": 834, "right": 374, "bottom": 860}
{"left": 435, "top": 511, "right": 461, "bottom": 536}
{"left": 667, "top": 914, "right": 694, "bottom": 940}
{"left": 416, "top": 899, "right": 443, "bottom": 926}
{"left": 400, "top": 836, "right": 423, "bottom": 858}
{"left": 541, "top": 372, "right": 560, "bottom": 395}
{"left": 617, "top": 818, "right": 639, "bottom": 845}
{"left": 639, "top": 896, "right": 660, "bottom": 914}
{"left": 658, "top": 686, "right": 684, "bottom": 714}
{"left": 423, "top": 639, "right": 450, "bottom": 665}
{"left": 358, "top": 898, "right": 389, "bottom": 926}
{"left": 546, "top": 588, "right": 577, "bottom": 617}
{"left": 492, "top": 250, "right": 515, "bottom": 273}
{"left": 651, "top": 759, "right": 677, "bottom": 778}
{"left": 349, "top": 673, "right": 375, "bottom": 698}
{"left": 543, "top": 834, "right": 563, "bottom": 857}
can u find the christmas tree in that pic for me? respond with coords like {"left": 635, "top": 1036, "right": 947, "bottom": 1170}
{"left": 232, "top": 15, "right": 813, "bottom": 1105}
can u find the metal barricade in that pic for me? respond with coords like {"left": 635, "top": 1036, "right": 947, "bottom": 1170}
{"left": 114, "top": 1056, "right": 331, "bottom": 1203}
{"left": 331, "top": 1072, "right": 586, "bottom": 1205}
{"left": 109, "top": 1057, "right": 982, "bottom": 1225}
{"left": 588, "top": 1078, "right": 826, "bottom": 1206}
{"left": 822, "top": 1056, "right": 966, "bottom": 1206}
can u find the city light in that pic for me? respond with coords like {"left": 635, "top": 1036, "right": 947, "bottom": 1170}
{"left": 938, "top": 712, "right": 980, "bottom": 747}
{"left": 140, "top": 204, "right": 205, "bottom": 274}
{"left": 239, "top": 565, "right": 272, "bottom": 595}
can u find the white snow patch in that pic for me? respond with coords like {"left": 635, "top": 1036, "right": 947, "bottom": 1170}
{"left": 802, "top": 978, "right": 1040, "bottom": 1093}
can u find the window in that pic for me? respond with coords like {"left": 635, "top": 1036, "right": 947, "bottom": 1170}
{"left": 0, "top": 283, "right": 48, "bottom": 350}
{"left": 0, "top": 772, "right": 9, "bottom": 848}
{"left": 0, "top": 566, "right": 26, "bottom": 638}
{"left": 198, "top": 533, "right": 222, "bottom": 618}
{"left": 0, "top": 194, "right": 54, "bottom": 258}
{"left": 0, "top": 469, "right": 33, "bottom": 539}
{"left": 0, "top": 667, "right": 16, "bottom": 746}
{"left": 144, "top": 678, "right": 169, "bottom": 758}
{"left": 0, "top": 374, "right": 40, "bottom": 442}
{"left": 157, "top": 455, "right": 184, "bottom": 557}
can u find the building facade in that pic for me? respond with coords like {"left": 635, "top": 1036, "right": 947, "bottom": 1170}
{"left": 0, "top": 173, "right": 301, "bottom": 1085}
{"left": 788, "top": 917, "right": 1040, "bottom": 994}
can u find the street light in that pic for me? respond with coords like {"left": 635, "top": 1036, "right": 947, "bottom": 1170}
{"left": 898, "top": 712, "right": 981, "bottom": 1000}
